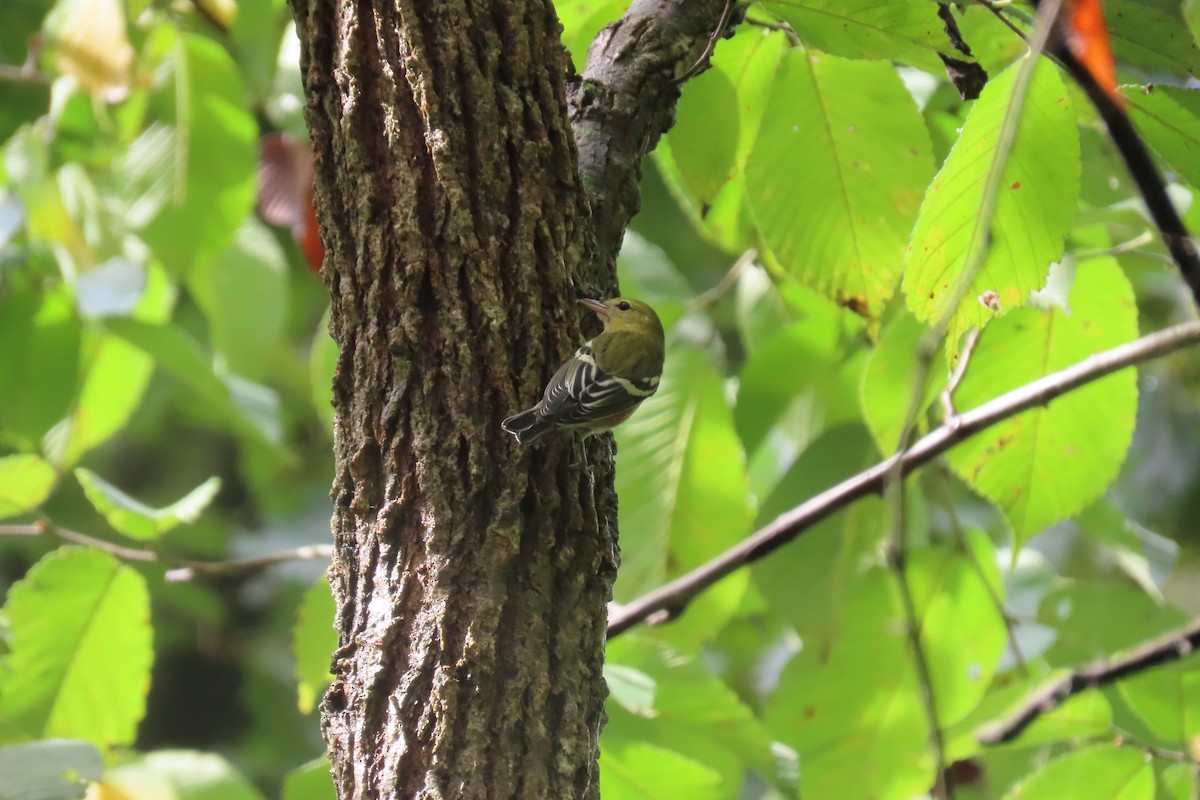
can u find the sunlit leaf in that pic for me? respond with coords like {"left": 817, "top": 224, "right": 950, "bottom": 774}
{"left": 189, "top": 218, "right": 288, "bottom": 380}
{"left": 902, "top": 57, "right": 1079, "bottom": 354}
{"left": 133, "top": 31, "right": 257, "bottom": 274}
{"left": 764, "top": 568, "right": 931, "bottom": 800}
{"left": 75, "top": 468, "right": 220, "bottom": 541}
{"left": 1003, "top": 744, "right": 1153, "bottom": 800}
{"left": 747, "top": 49, "right": 934, "bottom": 321}
{"left": 1124, "top": 84, "right": 1200, "bottom": 186}
{"left": 0, "top": 281, "right": 80, "bottom": 448}
{"left": 945, "top": 258, "right": 1138, "bottom": 549}
{"left": 293, "top": 575, "right": 336, "bottom": 715}
{"left": 282, "top": 756, "right": 336, "bottom": 800}
{"left": 761, "top": 0, "right": 959, "bottom": 70}
{"left": 44, "top": 262, "right": 175, "bottom": 468}
{"left": 0, "top": 454, "right": 57, "bottom": 519}
{"left": 614, "top": 345, "right": 754, "bottom": 647}
{"left": 606, "top": 636, "right": 797, "bottom": 794}
{"left": 859, "top": 312, "right": 947, "bottom": 455}
{"left": 1106, "top": 0, "right": 1200, "bottom": 77}
{"left": 0, "top": 547, "right": 152, "bottom": 748}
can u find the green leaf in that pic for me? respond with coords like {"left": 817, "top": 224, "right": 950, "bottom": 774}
{"left": 947, "top": 680, "right": 1112, "bottom": 756}
{"left": 74, "top": 468, "right": 220, "bottom": 541}
{"left": 661, "top": 68, "right": 738, "bottom": 213}
{"left": 189, "top": 218, "right": 288, "bottom": 381}
{"left": 764, "top": 567, "right": 931, "bottom": 800}
{"left": 293, "top": 575, "right": 336, "bottom": 715}
{"left": 103, "top": 317, "right": 282, "bottom": 445}
{"left": 747, "top": 49, "right": 934, "bottom": 321}
{"left": 0, "top": 739, "right": 102, "bottom": 800}
{"left": 614, "top": 346, "right": 754, "bottom": 647}
{"left": 655, "top": 28, "right": 788, "bottom": 252}
{"left": 0, "top": 455, "right": 57, "bottom": 519}
{"left": 906, "top": 533, "right": 1008, "bottom": 725}
{"left": 43, "top": 262, "right": 175, "bottom": 468}
{"left": 1162, "top": 762, "right": 1196, "bottom": 800}
{"left": 310, "top": 308, "right": 337, "bottom": 435}
{"left": 761, "top": 0, "right": 959, "bottom": 70}
{"left": 132, "top": 31, "right": 257, "bottom": 274}
{"left": 601, "top": 741, "right": 725, "bottom": 800}
{"left": 1124, "top": 85, "right": 1200, "bottom": 187}
{"left": 0, "top": 547, "right": 153, "bottom": 748}
{"left": 735, "top": 316, "right": 846, "bottom": 455}
{"left": 1037, "top": 581, "right": 1186, "bottom": 667}
{"left": 859, "top": 312, "right": 947, "bottom": 454}
{"left": 556, "top": 0, "right": 628, "bottom": 70}
{"left": 902, "top": 57, "right": 1079, "bottom": 353}
{"left": 752, "top": 425, "right": 884, "bottom": 649}
{"left": 1119, "top": 669, "right": 1200, "bottom": 745}
{"left": 0, "top": 282, "right": 80, "bottom": 448}
{"left": 605, "top": 637, "right": 797, "bottom": 794}
{"left": 945, "top": 258, "right": 1139, "bottom": 549}
{"left": 106, "top": 751, "right": 267, "bottom": 800}
{"left": 282, "top": 756, "right": 335, "bottom": 800}
{"left": 1003, "top": 744, "right": 1153, "bottom": 800}
{"left": 1106, "top": 0, "right": 1200, "bottom": 77}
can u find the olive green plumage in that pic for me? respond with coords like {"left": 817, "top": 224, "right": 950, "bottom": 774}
{"left": 502, "top": 297, "right": 665, "bottom": 445}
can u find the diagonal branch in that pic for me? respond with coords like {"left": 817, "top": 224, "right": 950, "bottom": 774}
{"left": 976, "top": 616, "right": 1200, "bottom": 745}
{"left": 568, "top": 0, "right": 742, "bottom": 271}
{"left": 607, "top": 320, "right": 1200, "bottom": 637}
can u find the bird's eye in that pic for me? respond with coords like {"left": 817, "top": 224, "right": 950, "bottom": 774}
{"left": 617, "top": 301, "right": 632, "bottom": 311}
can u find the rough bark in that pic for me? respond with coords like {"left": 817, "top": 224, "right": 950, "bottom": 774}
{"left": 289, "top": 0, "right": 737, "bottom": 797}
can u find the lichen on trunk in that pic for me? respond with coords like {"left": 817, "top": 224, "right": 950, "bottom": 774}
{"left": 291, "top": 1, "right": 616, "bottom": 797}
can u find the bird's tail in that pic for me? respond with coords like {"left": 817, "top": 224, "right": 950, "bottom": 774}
{"left": 501, "top": 408, "right": 554, "bottom": 445}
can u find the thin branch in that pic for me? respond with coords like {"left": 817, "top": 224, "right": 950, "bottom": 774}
{"left": 674, "top": 0, "right": 735, "bottom": 84}
{"left": 0, "top": 62, "right": 51, "bottom": 85}
{"left": 1052, "top": 52, "right": 1200, "bottom": 306}
{"left": 977, "top": 616, "right": 1200, "bottom": 745}
{"left": 692, "top": 248, "right": 756, "bottom": 310}
{"left": 569, "top": 0, "right": 743, "bottom": 274}
{"left": 882, "top": 7, "right": 1060, "bottom": 790}
{"left": 607, "top": 320, "right": 1200, "bottom": 637}
{"left": 931, "top": 466, "right": 1030, "bottom": 676}
{"left": 941, "top": 328, "right": 983, "bottom": 421}
{"left": 889, "top": 544, "right": 952, "bottom": 799}
{"left": 0, "top": 520, "right": 332, "bottom": 581}
{"left": 164, "top": 545, "right": 334, "bottom": 581}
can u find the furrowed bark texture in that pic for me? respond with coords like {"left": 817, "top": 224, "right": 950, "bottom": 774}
{"left": 289, "top": 0, "right": 738, "bottom": 797}
{"left": 292, "top": 2, "right": 610, "bottom": 798}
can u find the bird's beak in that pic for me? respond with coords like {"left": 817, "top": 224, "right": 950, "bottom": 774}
{"left": 579, "top": 298, "right": 610, "bottom": 319}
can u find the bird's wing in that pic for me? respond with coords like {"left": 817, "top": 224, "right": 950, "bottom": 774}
{"left": 539, "top": 343, "right": 658, "bottom": 427}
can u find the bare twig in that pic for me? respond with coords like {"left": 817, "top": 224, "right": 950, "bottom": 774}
{"left": 1054, "top": 51, "right": 1200, "bottom": 306}
{"left": 692, "top": 248, "right": 756, "bottom": 309}
{"left": 0, "top": 520, "right": 332, "bottom": 581}
{"left": 977, "top": 616, "right": 1200, "bottom": 744}
{"left": 607, "top": 320, "right": 1200, "bottom": 637}
{"left": 0, "top": 63, "right": 51, "bottom": 85}
{"left": 569, "top": 0, "right": 744, "bottom": 272}
{"left": 164, "top": 545, "right": 334, "bottom": 581}
{"left": 674, "top": 0, "right": 735, "bottom": 84}
{"left": 941, "top": 328, "right": 983, "bottom": 421}
{"left": 882, "top": 7, "right": 1062, "bottom": 790}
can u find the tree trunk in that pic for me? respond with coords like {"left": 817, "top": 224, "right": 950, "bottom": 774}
{"left": 290, "top": 0, "right": 734, "bottom": 796}
{"left": 291, "top": 2, "right": 615, "bottom": 797}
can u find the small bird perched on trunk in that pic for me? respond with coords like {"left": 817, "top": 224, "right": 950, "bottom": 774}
{"left": 502, "top": 297, "right": 665, "bottom": 446}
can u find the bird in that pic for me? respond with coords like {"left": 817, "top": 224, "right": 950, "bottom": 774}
{"left": 502, "top": 297, "right": 665, "bottom": 446}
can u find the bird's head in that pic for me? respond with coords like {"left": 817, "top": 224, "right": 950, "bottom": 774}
{"left": 579, "top": 297, "right": 664, "bottom": 337}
